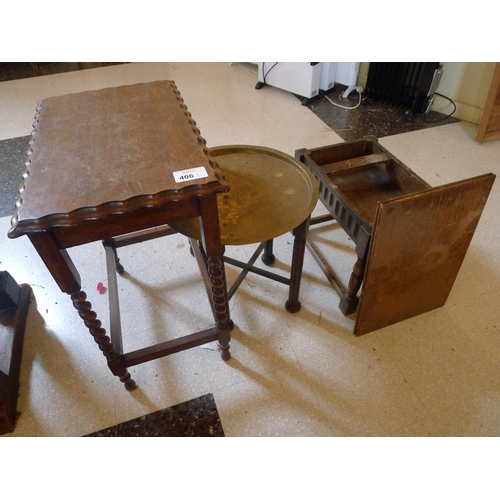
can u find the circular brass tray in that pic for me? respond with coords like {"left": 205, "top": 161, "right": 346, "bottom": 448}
{"left": 171, "top": 145, "right": 319, "bottom": 246}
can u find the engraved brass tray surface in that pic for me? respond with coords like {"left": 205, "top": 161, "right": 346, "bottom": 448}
{"left": 171, "top": 145, "right": 319, "bottom": 246}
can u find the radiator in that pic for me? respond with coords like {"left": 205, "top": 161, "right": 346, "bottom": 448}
{"left": 364, "top": 62, "right": 444, "bottom": 114}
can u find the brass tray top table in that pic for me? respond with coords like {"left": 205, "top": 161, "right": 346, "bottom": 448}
{"left": 168, "top": 145, "right": 319, "bottom": 312}
{"left": 296, "top": 137, "right": 495, "bottom": 336}
{"left": 8, "top": 80, "right": 232, "bottom": 391}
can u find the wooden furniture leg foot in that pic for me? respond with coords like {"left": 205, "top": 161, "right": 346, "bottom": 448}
{"left": 339, "top": 257, "right": 365, "bottom": 316}
{"left": 118, "top": 371, "right": 137, "bottom": 392}
{"left": 70, "top": 290, "right": 137, "bottom": 390}
{"left": 109, "top": 245, "right": 125, "bottom": 274}
{"left": 262, "top": 239, "right": 276, "bottom": 265}
{"left": 216, "top": 314, "right": 231, "bottom": 361}
{"left": 115, "top": 253, "right": 125, "bottom": 275}
{"left": 218, "top": 341, "right": 231, "bottom": 361}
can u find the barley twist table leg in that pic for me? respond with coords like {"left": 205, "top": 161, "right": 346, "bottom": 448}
{"left": 207, "top": 256, "right": 231, "bottom": 360}
{"left": 198, "top": 195, "right": 232, "bottom": 361}
{"left": 27, "top": 233, "right": 137, "bottom": 389}
{"left": 70, "top": 290, "right": 137, "bottom": 391}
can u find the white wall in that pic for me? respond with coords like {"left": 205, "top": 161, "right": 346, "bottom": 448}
{"left": 433, "top": 62, "right": 497, "bottom": 124}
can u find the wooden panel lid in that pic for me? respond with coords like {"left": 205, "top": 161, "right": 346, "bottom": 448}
{"left": 354, "top": 173, "right": 495, "bottom": 336}
{"left": 9, "top": 80, "right": 228, "bottom": 237}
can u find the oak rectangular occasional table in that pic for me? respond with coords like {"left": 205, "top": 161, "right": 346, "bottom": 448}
{"left": 8, "top": 80, "right": 233, "bottom": 391}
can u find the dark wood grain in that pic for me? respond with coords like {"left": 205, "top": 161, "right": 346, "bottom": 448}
{"left": 0, "top": 283, "right": 31, "bottom": 434}
{"left": 355, "top": 173, "right": 496, "bottom": 335}
{"left": 7, "top": 80, "right": 233, "bottom": 390}
{"left": 9, "top": 80, "right": 228, "bottom": 239}
{"left": 297, "top": 137, "right": 496, "bottom": 334}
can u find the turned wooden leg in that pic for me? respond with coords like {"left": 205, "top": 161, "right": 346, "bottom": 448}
{"left": 286, "top": 216, "right": 310, "bottom": 313}
{"left": 198, "top": 195, "right": 232, "bottom": 360}
{"left": 339, "top": 257, "right": 365, "bottom": 316}
{"left": 206, "top": 255, "right": 232, "bottom": 360}
{"left": 71, "top": 290, "right": 136, "bottom": 391}
{"left": 262, "top": 239, "right": 276, "bottom": 265}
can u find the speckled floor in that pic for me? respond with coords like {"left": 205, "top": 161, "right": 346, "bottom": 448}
{"left": 0, "top": 136, "right": 29, "bottom": 218}
{"left": 1, "top": 63, "right": 499, "bottom": 442}
{"left": 84, "top": 393, "right": 224, "bottom": 437}
{"left": 307, "top": 84, "right": 459, "bottom": 141}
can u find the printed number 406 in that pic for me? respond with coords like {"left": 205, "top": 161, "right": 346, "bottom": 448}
{"left": 179, "top": 174, "right": 195, "bottom": 180}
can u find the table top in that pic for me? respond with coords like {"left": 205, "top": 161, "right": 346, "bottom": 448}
{"left": 9, "top": 80, "right": 228, "bottom": 238}
{"left": 170, "top": 145, "right": 319, "bottom": 245}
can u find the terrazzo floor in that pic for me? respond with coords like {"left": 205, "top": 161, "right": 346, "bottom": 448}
{"left": 1, "top": 63, "right": 499, "bottom": 445}
{"left": 307, "top": 84, "right": 460, "bottom": 141}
